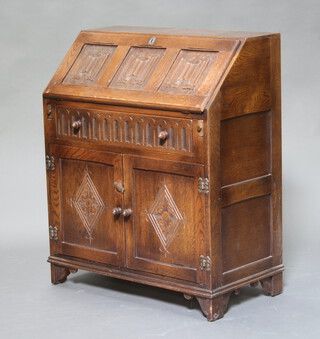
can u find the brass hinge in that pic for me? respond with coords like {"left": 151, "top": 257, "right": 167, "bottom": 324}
{"left": 49, "top": 225, "right": 58, "bottom": 241}
{"left": 46, "top": 155, "right": 55, "bottom": 171}
{"left": 200, "top": 255, "right": 211, "bottom": 271}
{"left": 198, "top": 177, "right": 209, "bottom": 194}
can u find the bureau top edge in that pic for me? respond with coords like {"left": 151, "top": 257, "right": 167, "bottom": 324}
{"left": 88, "top": 26, "right": 279, "bottom": 39}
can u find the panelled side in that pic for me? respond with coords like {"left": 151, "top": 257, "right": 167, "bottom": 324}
{"left": 218, "top": 36, "right": 282, "bottom": 285}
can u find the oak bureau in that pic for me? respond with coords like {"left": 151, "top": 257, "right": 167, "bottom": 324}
{"left": 43, "top": 26, "right": 283, "bottom": 321}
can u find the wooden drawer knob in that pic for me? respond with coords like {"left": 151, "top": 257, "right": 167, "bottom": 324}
{"left": 72, "top": 120, "right": 82, "bottom": 129}
{"left": 158, "top": 130, "right": 168, "bottom": 140}
{"left": 112, "top": 207, "right": 122, "bottom": 216}
{"left": 122, "top": 208, "right": 132, "bottom": 217}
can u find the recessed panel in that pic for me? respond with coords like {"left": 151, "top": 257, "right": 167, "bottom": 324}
{"left": 222, "top": 195, "right": 271, "bottom": 272}
{"left": 133, "top": 169, "right": 196, "bottom": 268}
{"left": 60, "top": 158, "right": 117, "bottom": 252}
{"left": 159, "top": 50, "right": 217, "bottom": 95}
{"left": 63, "top": 44, "right": 116, "bottom": 85}
{"left": 221, "top": 111, "right": 271, "bottom": 186}
{"left": 109, "top": 47, "right": 165, "bottom": 90}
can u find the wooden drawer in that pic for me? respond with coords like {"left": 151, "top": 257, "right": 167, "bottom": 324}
{"left": 51, "top": 105, "right": 203, "bottom": 157}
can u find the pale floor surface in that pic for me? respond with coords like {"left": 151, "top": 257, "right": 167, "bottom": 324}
{"left": 0, "top": 246, "right": 319, "bottom": 339}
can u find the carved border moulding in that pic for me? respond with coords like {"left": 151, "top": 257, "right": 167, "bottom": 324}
{"left": 109, "top": 47, "right": 165, "bottom": 90}
{"left": 147, "top": 184, "right": 186, "bottom": 252}
{"left": 159, "top": 49, "right": 217, "bottom": 95}
{"left": 71, "top": 170, "right": 107, "bottom": 244}
{"left": 63, "top": 44, "right": 116, "bottom": 85}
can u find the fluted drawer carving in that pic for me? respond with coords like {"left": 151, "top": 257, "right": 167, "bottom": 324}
{"left": 56, "top": 106, "right": 194, "bottom": 153}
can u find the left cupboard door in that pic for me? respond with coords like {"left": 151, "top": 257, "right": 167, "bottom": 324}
{"left": 47, "top": 144, "right": 124, "bottom": 266}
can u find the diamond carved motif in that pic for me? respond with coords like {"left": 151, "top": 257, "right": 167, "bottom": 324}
{"left": 73, "top": 171, "right": 106, "bottom": 243}
{"left": 147, "top": 184, "right": 185, "bottom": 252}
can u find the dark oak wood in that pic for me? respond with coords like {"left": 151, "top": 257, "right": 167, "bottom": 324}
{"left": 221, "top": 174, "right": 272, "bottom": 207}
{"left": 123, "top": 155, "right": 205, "bottom": 284}
{"left": 260, "top": 272, "right": 283, "bottom": 296}
{"left": 43, "top": 26, "right": 283, "bottom": 321}
{"left": 196, "top": 293, "right": 232, "bottom": 321}
{"left": 51, "top": 264, "right": 78, "bottom": 284}
{"left": 220, "top": 37, "right": 272, "bottom": 119}
{"left": 222, "top": 196, "right": 271, "bottom": 273}
{"left": 220, "top": 111, "right": 271, "bottom": 186}
{"left": 205, "top": 96, "right": 223, "bottom": 291}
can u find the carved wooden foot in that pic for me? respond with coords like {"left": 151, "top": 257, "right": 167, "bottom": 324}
{"left": 196, "top": 293, "right": 232, "bottom": 321}
{"left": 51, "top": 264, "right": 78, "bottom": 285}
{"left": 260, "top": 272, "right": 283, "bottom": 296}
{"left": 183, "top": 293, "right": 195, "bottom": 309}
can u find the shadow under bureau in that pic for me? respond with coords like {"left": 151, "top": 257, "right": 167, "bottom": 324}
{"left": 43, "top": 26, "right": 283, "bottom": 321}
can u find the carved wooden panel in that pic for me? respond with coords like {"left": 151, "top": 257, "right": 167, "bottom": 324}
{"left": 109, "top": 47, "right": 165, "bottom": 90}
{"left": 59, "top": 154, "right": 119, "bottom": 253}
{"left": 147, "top": 184, "right": 187, "bottom": 252}
{"left": 56, "top": 106, "right": 193, "bottom": 153}
{"left": 72, "top": 170, "right": 106, "bottom": 244}
{"left": 49, "top": 145, "right": 124, "bottom": 266}
{"left": 159, "top": 50, "right": 217, "bottom": 95}
{"left": 63, "top": 44, "right": 116, "bottom": 85}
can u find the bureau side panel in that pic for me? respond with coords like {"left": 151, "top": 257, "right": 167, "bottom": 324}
{"left": 219, "top": 35, "right": 282, "bottom": 285}
{"left": 220, "top": 112, "right": 273, "bottom": 284}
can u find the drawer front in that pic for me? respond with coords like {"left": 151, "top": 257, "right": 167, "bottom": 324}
{"left": 54, "top": 106, "right": 202, "bottom": 156}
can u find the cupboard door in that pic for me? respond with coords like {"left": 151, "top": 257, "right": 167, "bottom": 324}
{"left": 48, "top": 145, "right": 124, "bottom": 266}
{"left": 124, "top": 155, "right": 206, "bottom": 284}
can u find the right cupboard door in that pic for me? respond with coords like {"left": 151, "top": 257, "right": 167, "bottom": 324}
{"left": 124, "top": 155, "right": 206, "bottom": 284}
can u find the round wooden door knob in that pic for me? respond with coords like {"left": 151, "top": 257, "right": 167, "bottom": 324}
{"left": 122, "top": 208, "right": 132, "bottom": 217}
{"left": 112, "top": 207, "right": 122, "bottom": 216}
{"left": 72, "top": 120, "right": 82, "bottom": 129}
{"left": 158, "top": 130, "right": 168, "bottom": 140}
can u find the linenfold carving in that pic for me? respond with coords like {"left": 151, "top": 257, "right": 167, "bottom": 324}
{"left": 63, "top": 44, "right": 116, "bottom": 85}
{"left": 159, "top": 50, "right": 217, "bottom": 94}
{"left": 110, "top": 47, "right": 165, "bottom": 90}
